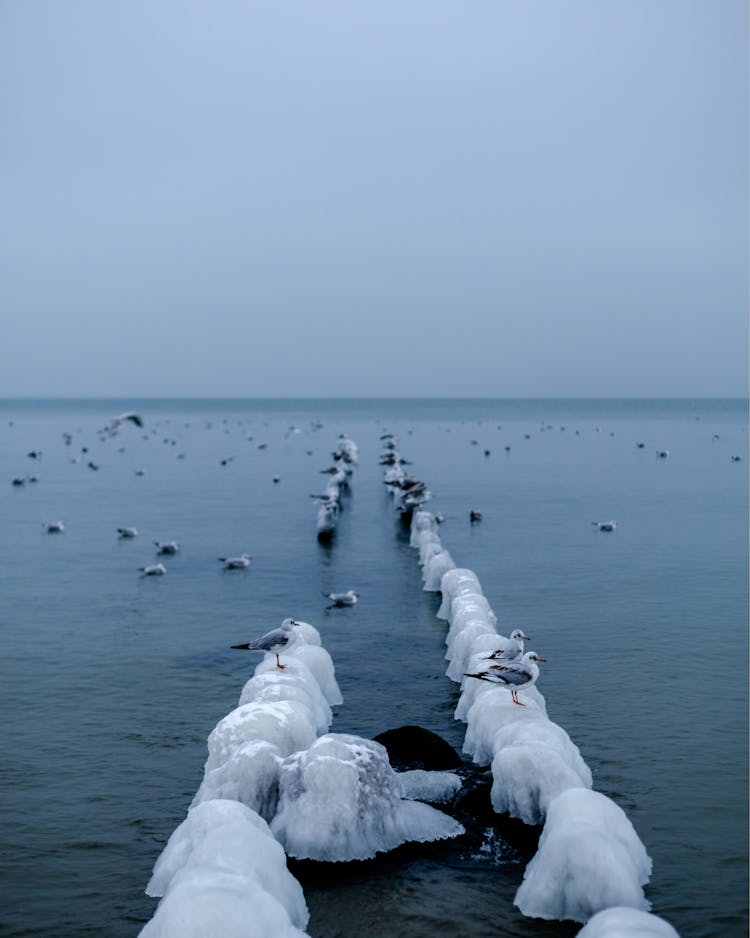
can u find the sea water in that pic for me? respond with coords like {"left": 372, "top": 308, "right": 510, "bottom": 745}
{"left": 0, "top": 398, "right": 746, "bottom": 938}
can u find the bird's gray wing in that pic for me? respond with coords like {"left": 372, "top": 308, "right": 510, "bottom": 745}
{"left": 487, "top": 662, "right": 531, "bottom": 686}
{"left": 249, "top": 628, "right": 289, "bottom": 650}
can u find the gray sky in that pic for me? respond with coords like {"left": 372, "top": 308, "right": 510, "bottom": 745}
{"left": 1, "top": 0, "right": 747, "bottom": 397}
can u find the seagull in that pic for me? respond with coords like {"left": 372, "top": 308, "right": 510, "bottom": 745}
{"left": 486, "top": 629, "right": 530, "bottom": 661}
{"left": 322, "top": 590, "right": 359, "bottom": 607}
{"left": 140, "top": 563, "right": 166, "bottom": 576}
{"left": 230, "top": 618, "right": 301, "bottom": 669}
{"left": 109, "top": 412, "right": 144, "bottom": 433}
{"left": 592, "top": 520, "right": 616, "bottom": 532}
{"left": 470, "top": 510, "right": 482, "bottom": 523}
{"left": 117, "top": 527, "right": 138, "bottom": 538}
{"left": 154, "top": 540, "right": 180, "bottom": 555}
{"left": 464, "top": 651, "right": 545, "bottom": 706}
{"left": 219, "top": 553, "right": 251, "bottom": 569}
{"left": 45, "top": 520, "right": 65, "bottom": 534}
{"left": 657, "top": 450, "right": 670, "bottom": 459}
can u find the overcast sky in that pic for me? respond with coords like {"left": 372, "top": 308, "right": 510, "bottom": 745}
{"left": 1, "top": 0, "right": 747, "bottom": 398}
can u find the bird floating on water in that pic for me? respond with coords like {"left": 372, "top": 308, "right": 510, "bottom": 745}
{"left": 470, "top": 510, "right": 482, "bottom": 523}
{"left": 486, "top": 629, "right": 530, "bottom": 661}
{"left": 592, "top": 520, "right": 616, "bottom": 532}
{"left": 140, "top": 563, "right": 166, "bottom": 576}
{"left": 117, "top": 527, "right": 138, "bottom": 538}
{"left": 323, "top": 590, "right": 359, "bottom": 607}
{"left": 154, "top": 540, "right": 179, "bottom": 555}
{"left": 45, "top": 520, "right": 65, "bottom": 534}
{"left": 219, "top": 553, "right": 251, "bottom": 569}
{"left": 231, "top": 618, "right": 301, "bottom": 669}
{"left": 465, "top": 651, "right": 545, "bottom": 706}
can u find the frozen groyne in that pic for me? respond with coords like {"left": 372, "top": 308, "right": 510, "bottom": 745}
{"left": 393, "top": 439, "right": 677, "bottom": 935}
{"left": 141, "top": 615, "right": 464, "bottom": 934}
{"left": 313, "top": 434, "right": 358, "bottom": 541}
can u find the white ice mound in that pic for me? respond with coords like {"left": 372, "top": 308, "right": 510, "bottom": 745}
{"left": 397, "top": 769, "right": 462, "bottom": 803}
{"left": 205, "top": 700, "right": 317, "bottom": 773}
{"left": 410, "top": 510, "right": 438, "bottom": 547}
{"left": 455, "top": 673, "right": 547, "bottom": 723}
{"left": 515, "top": 788, "right": 652, "bottom": 923}
{"left": 140, "top": 867, "right": 309, "bottom": 938}
{"left": 192, "top": 739, "right": 283, "bottom": 820}
{"left": 576, "top": 907, "right": 680, "bottom": 938}
{"left": 437, "top": 568, "right": 483, "bottom": 618}
{"left": 463, "top": 685, "right": 548, "bottom": 764}
{"left": 280, "top": 644, "right": 343, "bottom": 707}
{"left": 290, "top": 620, "right": 322, "bottom": 646}
{"left": 423, "top": 549, "right": 456, "bottom": 591}
{"left": 144, "top": 800, "right": 308, "bottom": 933}
{"left": 270, "top": 734, "right": 465, "bottom": 861}
{"left": 490, "top": 719, "right": 593, "bottom": 825}
{"left": 445, "top": 595, "right": 497, "bottom": 645}
{"left": 239, "top": 671, "right": 333, "bottom": 735}
{"left": 445, "top": 623, "right": 499, "bottom": 682}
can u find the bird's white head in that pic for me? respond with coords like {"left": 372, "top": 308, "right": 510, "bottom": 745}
{"left": 510, "top": 629, "right": 530, "bottom": 641}
{"left": 524, "top": 651, "right": 545, "bottom": 663}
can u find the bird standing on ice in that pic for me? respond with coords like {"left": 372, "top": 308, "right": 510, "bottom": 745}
{"left": 465, "top": 651, "right": 545, "bottom": 706}
{"left": 485, "top": 629, "right": 529, "bottom": 662}
{"left": 322, "top": 590, "right": 359, "bottom": 607}
{"left": 231, "top": 618, "right": 301, "bottom": 669}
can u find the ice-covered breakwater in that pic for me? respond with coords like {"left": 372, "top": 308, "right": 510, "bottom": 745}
{"left": 142, "top": 615, "right": 465, "bottom": 934}
{"left": 402, "top": 485, "right": 677, "bottom": 932}
{"left": 313, "top": 435, "right": 358, "bottom": 541}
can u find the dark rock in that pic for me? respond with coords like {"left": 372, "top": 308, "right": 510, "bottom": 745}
{"left": 373, "top": 725, "right": 462, "bottom": 771}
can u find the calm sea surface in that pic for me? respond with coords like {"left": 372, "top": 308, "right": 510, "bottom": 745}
{"left": 0, "top": 398, "right": 747, "bottom": 938}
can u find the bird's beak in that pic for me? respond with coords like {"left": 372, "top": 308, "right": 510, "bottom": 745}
{"left": 291, "top": 620, "right": 301, "bottom": 627}
{"left": 230, "top": 643, "right": 251, "bottom": 650}
{"left": 522, "top": 633, "right": 530, "bottom": 640}
{"left": 536, "top": 656, "right": 546, "bottom": 662}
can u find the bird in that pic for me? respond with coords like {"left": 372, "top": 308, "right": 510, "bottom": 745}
{"left": 464, "top": 651, "right": 545, "bottom": 706}
{"left": 140, "top": 563, "right": 166, "bottom": 576}
{"left": 219, "top": 553, "right": 251, "bottom": 569}
{"left": 109, "top": 412, "right": 144, "bottom": 433}
{"left": 322, "top": 590, "right": 359, "bottom": 607}
{"left": 154, "top": 541, "right": 179, "bottom": 555}
{"left": 470, "top": 510, "right": 482, "bottom": 523}
{"left": 45, "top": 520, "right": 65, "bottom": 534}
{"left": 117, "top": 527, "right": 138, "bottom": 538}
{"left": 230, "top": 618, "right": 301, "bottom": 669}
{"left": 485, "top": 629, "right": 530, "bottom": 661}
{"left": 592, "top": 520, "right": 616, "bottom": 532}
{"left": 657, "top": 450, "right": 670, "bottom": 459}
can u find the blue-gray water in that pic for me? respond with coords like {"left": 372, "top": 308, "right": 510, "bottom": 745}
{"left": 0, "top": 398, "right": 747, "bottom": 938}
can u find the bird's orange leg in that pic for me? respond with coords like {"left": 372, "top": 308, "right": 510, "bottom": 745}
{"left": 276, "top": 653, "right": 286, "bottom": 670}
{"left": 512, "top": 691, "right": 525, "bottom": 707}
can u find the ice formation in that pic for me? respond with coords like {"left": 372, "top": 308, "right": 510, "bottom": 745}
{"left": 576, "top": 907, "right": 681, "bottom": 938}
{"left": 515, "top": 789, "right": 652, "bottom": 922}
{"left": 141, "top": 620, "right": 343, "bottom": 936}
{"left": 271, "top": 734, "right": 465, "bottom": 861}
{"left": 396, "top": 769, "right": 462, "bottom": 803}
{"left": 313, "top": 436, "right": 358, "bottom": 540}
{"left": 141, "top": 800, "right": 309, "bottom": 938}
{"left": 401, "top": 499, "right": 662, "bottom": 929}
